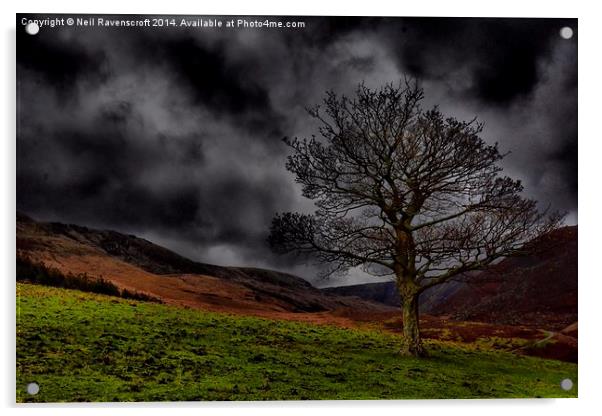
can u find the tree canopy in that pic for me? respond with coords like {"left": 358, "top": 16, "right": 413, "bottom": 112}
{"left": 268, "top": 80, "right": 562, "bottom": 355}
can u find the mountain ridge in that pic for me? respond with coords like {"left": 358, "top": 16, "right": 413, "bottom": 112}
{"left": 16, "top": 212, "right": 394, "bottom": 316}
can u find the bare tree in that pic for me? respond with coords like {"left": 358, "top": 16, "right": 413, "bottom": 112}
{"left": 268, "top": 80, "right": 562, "bottom": 357}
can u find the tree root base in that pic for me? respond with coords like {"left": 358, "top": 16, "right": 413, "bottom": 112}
{"left": 398, "top": 344, "right": 428, "bottom": 358}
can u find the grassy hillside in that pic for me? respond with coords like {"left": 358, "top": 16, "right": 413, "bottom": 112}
{"left": 16, "top": 283, "right": 577, "bottom": 402}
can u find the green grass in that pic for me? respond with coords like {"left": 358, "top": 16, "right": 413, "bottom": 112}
{"left": 16, "top": 283, "right": 577, "bottom": 402}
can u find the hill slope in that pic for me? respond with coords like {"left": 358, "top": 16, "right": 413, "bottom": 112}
{"left": 323, "top": 281, "right": 400, "bottom": 305}
{"left": 322, "top": 280, "right": 462, "bottom": 313}
{"left": 324, "top": 227, "right": 577, "bottom": 330}
{"left": 16, "top": 283, "right": 577, "bottom": 402}
{"left": 16, "top": 213, "right": 393, "bottom": 316}
{"left": 430, "top": 226, "right": 577, "bottom": 330}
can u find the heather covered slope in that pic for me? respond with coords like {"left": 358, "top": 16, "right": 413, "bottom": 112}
{"left": 16, "top": 213, "right": 393, "bottom": 316}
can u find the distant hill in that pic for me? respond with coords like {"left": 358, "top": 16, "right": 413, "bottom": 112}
{"left": 323, "top": 281, "right": 399, "bottom": 306}
{"left": 322, "top": 279, "right": 462, "bottom": 313}
{"left": 323, "top": 226, "right": 577, "bottom": 330}
{"left": 430, "top": 226, "right": 577, "bottom": 330}
{"left": 16, "top": 212, "right": 393, "bottom": 316}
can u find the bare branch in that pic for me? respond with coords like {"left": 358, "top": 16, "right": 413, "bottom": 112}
{"left": 268, "top": 80, "right": 564, "bottom": 285}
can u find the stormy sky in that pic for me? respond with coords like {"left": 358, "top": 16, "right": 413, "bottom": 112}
{"left": 16, "top": 15, "right": 578, "bottom": 286}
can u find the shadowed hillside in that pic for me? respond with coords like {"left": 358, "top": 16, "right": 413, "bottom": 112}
{"left": 323, "top": 226, "right": 577, "bottom": 330}
{"left": 322, "top": 280, "right": 462, "bottom": 314}
{"left": 323, "top": 281, "right": 400, "bottom": 306}
{"left": 430, "top": 226, "right": 577, "bottom": 330}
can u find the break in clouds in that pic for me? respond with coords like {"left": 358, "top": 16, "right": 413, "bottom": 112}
{"left": 16, "top": 16, "right": 577, "bottom": 286}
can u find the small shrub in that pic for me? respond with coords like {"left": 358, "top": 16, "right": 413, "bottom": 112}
{"left": 121, "top": 288, "right": 162, "bottom": 303}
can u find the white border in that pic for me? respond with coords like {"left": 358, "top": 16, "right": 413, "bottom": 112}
{"left": 2, "top": 1, "right": 600, "bottom": 415}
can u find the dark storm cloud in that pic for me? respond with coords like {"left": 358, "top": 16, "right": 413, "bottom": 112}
{"left": 140, "top": 35, "right": 284, "bottom": 137}
{"left": 17, "top": 26, "right": 109, "bottom": 94}
{"left": 17, "top": 101, "right": 203, "bottom": 229}
{"left": 16, "top": 15, "right": 577, "bottom": 284}
{"left": 382, "top": 18, "right": 574, "bottom": 104}
{"left": 375, "top": 17, "right": 578, "bottom": 224}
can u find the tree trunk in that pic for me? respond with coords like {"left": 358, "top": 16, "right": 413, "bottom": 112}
{"left": 399, "top": 291, "right": 426, "bottom": 357}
